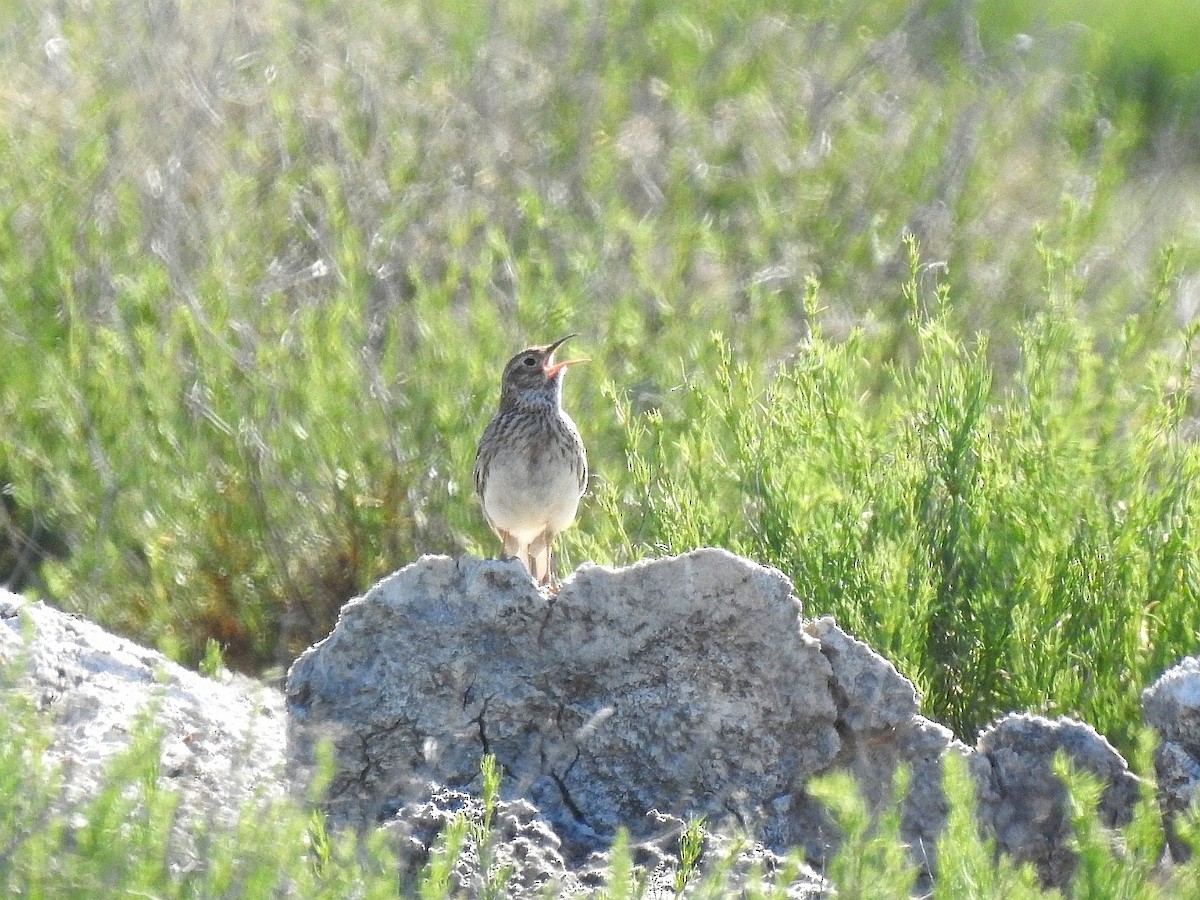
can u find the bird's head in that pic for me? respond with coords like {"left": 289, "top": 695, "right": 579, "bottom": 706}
{"left": 498, "top": 334, "right": 588, "bottom": 406}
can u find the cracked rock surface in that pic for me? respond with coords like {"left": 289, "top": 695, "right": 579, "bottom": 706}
{"left": 285, "top": 550, "right": 952, "bottom": 869}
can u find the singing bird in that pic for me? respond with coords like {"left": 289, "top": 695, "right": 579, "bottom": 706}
{"left": 473, "top": 335, "right": 588, "bottom": 587}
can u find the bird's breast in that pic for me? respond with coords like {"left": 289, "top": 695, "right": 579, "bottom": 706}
{"left": 479, "top": 416, "right": 584, "bottom": 542}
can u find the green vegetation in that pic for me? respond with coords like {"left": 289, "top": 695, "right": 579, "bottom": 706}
{"left": 3, "top": 0, "right": 1196, "bottom": 726}
{"left": 979, "top": 0, "right": 1200, "bottom": 140}
{"left": 610, "top": 246, "right": 1199, "bottom": 745}
{"left": 2, "top": 0, "right": 1200, "bottom": 892}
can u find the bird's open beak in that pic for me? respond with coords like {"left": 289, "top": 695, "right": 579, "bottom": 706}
{"left": 544, "top": 334, "right": 588, "bottom": 378}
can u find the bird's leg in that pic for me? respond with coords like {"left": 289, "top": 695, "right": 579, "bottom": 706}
{"left": 500, "top": 530, "right": 522, "bottom": 562}
{"left": 499, "top": 530, "right": 539, "bottom": 580}
{"left": 529, "top": 528, "right": 554, "bottom": 589}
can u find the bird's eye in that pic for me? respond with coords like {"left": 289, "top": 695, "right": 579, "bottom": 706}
{"left": 522, "top": 356, "right": 537, "bottom": 367}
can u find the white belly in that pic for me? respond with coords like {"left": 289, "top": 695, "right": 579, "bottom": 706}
{"left": 482, "top": 452, "right": 582, "bottom": 545}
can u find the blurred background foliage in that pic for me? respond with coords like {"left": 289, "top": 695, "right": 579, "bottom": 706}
{"left": 1, "top": 0, "right": 1198, "bottom": 745}
{"left": 979, "top": 0, "right": 1200, "bottom": 143}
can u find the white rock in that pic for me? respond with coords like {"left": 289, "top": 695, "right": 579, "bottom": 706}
{"left": 0, "top": 589, "right": 286, "bottom": 838}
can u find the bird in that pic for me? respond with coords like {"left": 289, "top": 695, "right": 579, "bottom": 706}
{"left": 473, "top": 334, "right": 588, "bottom": 588}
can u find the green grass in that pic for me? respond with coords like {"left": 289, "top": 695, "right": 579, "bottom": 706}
{"left": 2, "top": 0, "right": 1200, "bottom": 890}
{"left": 601, "top": 242, "right": 1200, "bottom": 745}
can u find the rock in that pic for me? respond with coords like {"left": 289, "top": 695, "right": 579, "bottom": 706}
{"left": 0, "top": 589, "right": 287, "bottom": 861}
{"left": 383, "top": 786, "right": 830, "bottom": 897}
{"left": 579, "top": 809, "right": 829, "bottom": 898}
{"left": 805, "top": 616, "right": 963, "bottom": 882}
{"left": 806, "top": 617, "right": 919, "bottom": 733}
{"left": 287, "top": 550, "right": 839, "bottom": 857}
{"left": 1143, "top": 656, "right": 1200, "bottom": 861}
{"left": 1143, "top": 657, "right": 1200, "bottom": 754}
{"left": 286, "top": 550, "right": 957, "bottom": 878}
{"left": 973, "top": 713, "right": 1141, "bottom": 890}
{"left": 383, "top": 783, "right": 576, "bottom": 896}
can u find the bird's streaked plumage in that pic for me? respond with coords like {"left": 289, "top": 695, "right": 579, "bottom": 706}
{"left": 474, "top": 335, "right": 587, "bottom": 587}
